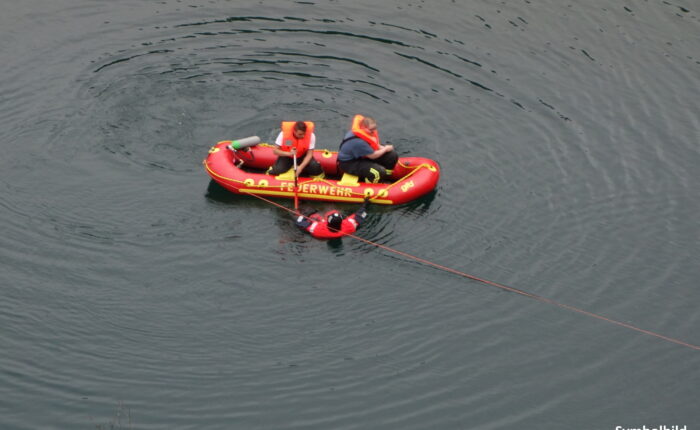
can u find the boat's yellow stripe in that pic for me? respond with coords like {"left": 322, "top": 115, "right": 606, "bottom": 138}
{"left": 240, "top": 189, "right": 392, "bottom": 204}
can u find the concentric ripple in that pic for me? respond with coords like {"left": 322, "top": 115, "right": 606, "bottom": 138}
{"left": 2, "top": 1, "right": 700, "bottom": 429}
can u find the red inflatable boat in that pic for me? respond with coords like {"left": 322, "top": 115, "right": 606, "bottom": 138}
{"left": 203, "top": 140, "right": 440, "bottom": 205}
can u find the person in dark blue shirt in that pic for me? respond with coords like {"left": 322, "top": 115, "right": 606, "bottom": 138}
{"left": 337, "top": 115, "right": 398, "bottom": 183}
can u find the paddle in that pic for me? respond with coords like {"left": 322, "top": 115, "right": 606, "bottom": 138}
{"left": 292, "top": 150, "right": 299, "bottom": 213}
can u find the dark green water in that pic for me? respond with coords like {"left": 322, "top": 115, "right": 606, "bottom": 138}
{"left": 2, "top": 1, "right": 699, "bottom": 428}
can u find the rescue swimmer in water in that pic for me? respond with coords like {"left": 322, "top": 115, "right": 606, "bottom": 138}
{"left": 294, "top": 199, "right": 370, "bottom": 240}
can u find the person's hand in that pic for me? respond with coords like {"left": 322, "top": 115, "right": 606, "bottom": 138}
{"left": 291, "top": 148, "right": 297, "bottom": 155}
{"left": 384, "top": 144, "right": 394, "bottom": 152}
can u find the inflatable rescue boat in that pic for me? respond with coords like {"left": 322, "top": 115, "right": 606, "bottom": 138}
{"left": 203, "top": 137, "right": 440, "bottom": 205}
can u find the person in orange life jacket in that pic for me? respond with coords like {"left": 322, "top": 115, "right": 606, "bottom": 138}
{"left": 337, "top": 115, "right": 398, "bottom": 183}
{"left": 269, "top": 121, "right": 324, "bottom": 177}
{"left": 294, "top": 200, "right": 369, "bottom": 239}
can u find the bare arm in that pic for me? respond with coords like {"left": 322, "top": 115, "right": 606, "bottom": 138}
{"left": 273, "top": 147, "right": 295, "bottom": 157}
{"left": 296, "top": 149, "right": 314, "bottom": 175}
{"left": 365, "top": 144, "right": 394, "bottom": 160}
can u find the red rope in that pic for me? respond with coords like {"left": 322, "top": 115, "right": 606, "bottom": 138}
{"left": 242, "top": 191, "right": 700, "bottom": 351}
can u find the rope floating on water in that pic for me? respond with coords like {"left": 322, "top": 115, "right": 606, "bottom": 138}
{"left": 240, "top": 191, "right": 700, "bottom": 352}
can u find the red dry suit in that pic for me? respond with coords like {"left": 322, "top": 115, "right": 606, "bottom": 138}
{"left": 295, "top": 206, "right": 368, "bottom": 239}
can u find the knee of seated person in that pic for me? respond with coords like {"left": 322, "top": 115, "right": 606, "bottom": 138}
{"left": 309, "top": 163, "right": 324, "bottom": 176}
{"left": 367, "top": 167, "right": 385, "bottom": 183}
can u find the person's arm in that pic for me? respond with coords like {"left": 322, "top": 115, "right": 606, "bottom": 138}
{"left": 365, "top": 144, "right": 394, "bottom": 160}
{"left": 349, "top": 199, "right": 370, "bottom": 227}
{"left": 272, "top": 132, "right": 295, "bottom": 157}
{"left": 273, "top": 147, "right": 295, "bottom": 157}
{"left": 297, "top": 133, "right": 316, "bottom": 172}
{"left": 296, "top": 149, "right": 314, "bottom": 176}
{"left": 294, "top": 208, "right": 319, "bottom": 231}
{"left": 294, "top": 213, "right": 313, "bottom": 230}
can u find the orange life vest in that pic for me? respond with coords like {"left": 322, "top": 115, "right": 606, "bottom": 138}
{"left": 280, "top": 121, "right": 314, "bottom": 157}
{"left": 350, "top": 114, "right": 380, "bottom": 150}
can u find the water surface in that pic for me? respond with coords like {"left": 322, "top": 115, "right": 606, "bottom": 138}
{"left": 1, "top": 0, "right": 699, "bottom": 428}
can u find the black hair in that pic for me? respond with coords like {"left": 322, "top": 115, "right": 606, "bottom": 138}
{"left": 327, "top": 212, "right": 343, "bottom": 232}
